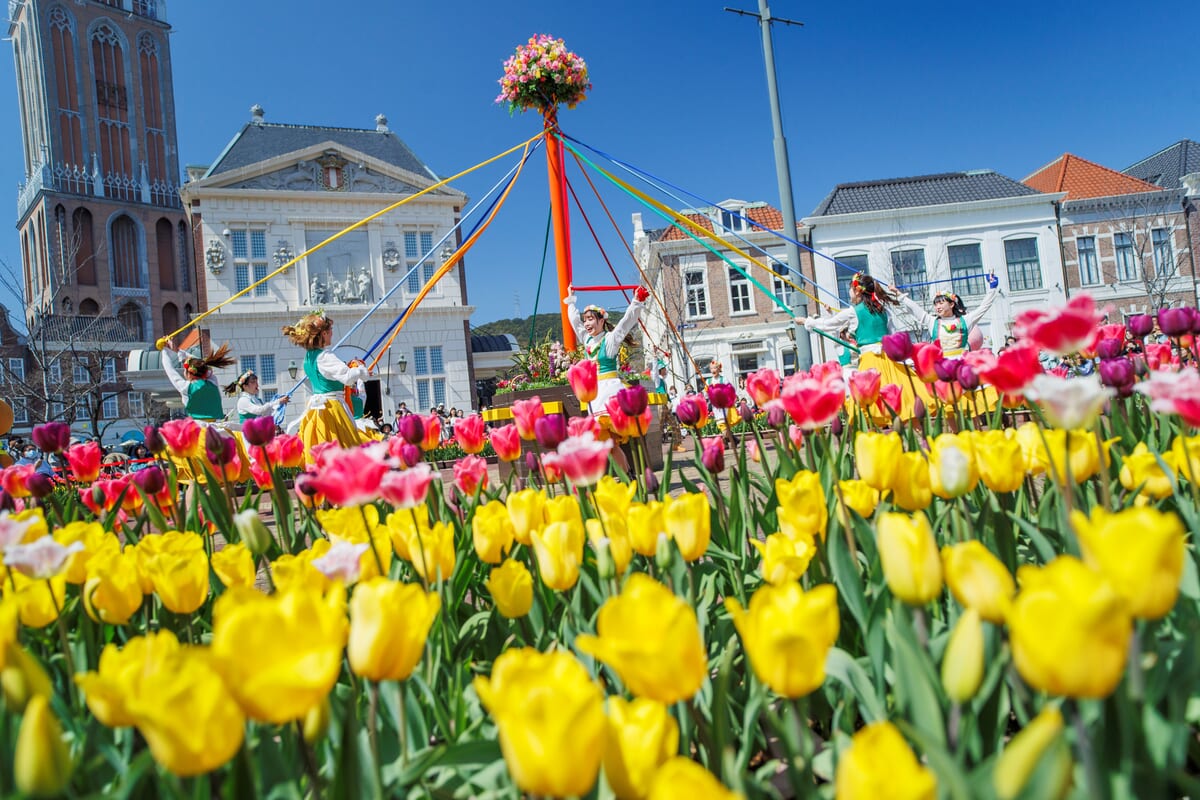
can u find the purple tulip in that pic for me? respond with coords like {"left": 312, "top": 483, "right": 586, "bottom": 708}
{"left": 881, "top": 332, "right": 914, "bottom": 362}
{"left": 0, "top": 489, "right": 14, "bottom": 512}
{"left": 766, "top": 403, "right": 787, "bottom": 429}
{"left": 399, "top": 443, "right": 422, "bottom": 468}
{"left": 205, "top": 427, "right": 236, "bottom": 466}
{"left": 701, "top": 442, "right": 725, "bottom": 474}
{"left": 1157, "top": 307, "right": 1193, "bottom": 337}
{"left": 143, "top": 425, "right": 164, "bottom": 455}
{"left": 1127, "top": 314, "right": 1154, "bottom": 338}
{"left": 707, "top": 383, "right": 737, "bottom": 410}
{"left": 956, "top": 363, "right": 980, "bottom": 391}
{"left": 294, "top": 471, "right": 319, "bottom": 497}
{"left": 1098, "top": 357, "right": 1135, "bottom": 389}
{"left": 534, "top": 414, "right": 567, "bottom": 450}
{"left": 675, "top": 398, "right": 702, "bottom": 427}
{"left": 31, "top": 421, "right": 70, "bottom": 454}
{"left": 1094, "top": 337, "right": 1124, "bottom": 361}
{"left": 933, "top": 357, "right": 963, "bottom": 383}
{"left": 1116, "top": 382, "right": 1135, "bottom": 398}
{"left": 399, "top": 414, "right": 425, "bottom": 445}
{"left": 912, "top": 397, "right": 927, "bottom": 421}
{"left": 133, "top": 465, "right": 166, "bottom": 495}
{"left": 242, "top": 415, "right": 276, "bottom": 447}
{"left": 617, "top": 385, "right": 649, "bottom": 416}
{"left": 737, "top": 400, "right": 753, "bottom": 422}
{"left": 643, "top": 467, "right": 660, "bottom": 495}
{"left": 525, "top": 451, "right": 540, "bottom": 475}
{"left": 26, "top": 472, "right": 54, "bottom": 499}
{"left": 1192, "top": 309, "right": 1200, "bottom": 335}
{"left": 830, "top": 414, "right": 844, "bottom": 437}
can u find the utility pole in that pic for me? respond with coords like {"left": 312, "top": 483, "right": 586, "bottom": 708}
{"left": 726, "top": 0, "right": 813, "bottom": 370}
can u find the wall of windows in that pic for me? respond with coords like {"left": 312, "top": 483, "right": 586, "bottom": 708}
{"left": 413, "top": 345, "right": 445, "bottom": 411}
{"left": 1004, "top": 238, "right": 1043, "bottom": 291}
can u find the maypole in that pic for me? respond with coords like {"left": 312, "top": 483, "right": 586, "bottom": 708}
{"left": 497, "top": 34, "right": 593, "bottom": 351}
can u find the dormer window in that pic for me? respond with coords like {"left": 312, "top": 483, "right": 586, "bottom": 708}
{"left": 717, "top": 208, "right": 748, "bottom": 233}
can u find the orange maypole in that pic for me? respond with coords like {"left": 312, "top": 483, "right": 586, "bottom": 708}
{"left": 544, "top": 112, "right": 576, "bottom": 350}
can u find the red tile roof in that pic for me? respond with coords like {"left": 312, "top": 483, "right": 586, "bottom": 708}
{"left": 659, "top": 204, "right": 786, "bottom": 242}
{"left": 1023, "top": 153, "right": 1161, "bottom": 200}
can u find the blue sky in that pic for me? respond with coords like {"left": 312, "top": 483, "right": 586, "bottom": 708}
{"left": 1, "top": 0, "right": 1197, "bottom": 328}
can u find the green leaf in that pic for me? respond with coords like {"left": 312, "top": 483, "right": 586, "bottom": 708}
{"left": 888, "top": 611, "right": 947, "bottom": 748}
{"left": 330, "top": 703, "right": 381, "bottom": 800}
{"left": 825, "top": 648, "right": 885, "bottom": 722}
{"left": 828, "top": 525, "right": 869, "bottom": 637}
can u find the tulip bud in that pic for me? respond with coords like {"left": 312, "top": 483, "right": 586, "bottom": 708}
{"left": 399, "top": 443, "right": 422, "bottom": 468}
{"left": 617, "top": 385, "right": 650, "bottom": 416}
{"left": 654, "top": 531, "right": 673, "bottom": 572}
{"left": 30, "top": 422, "right": 70, "bottom": 455}
{"left": 956, "top": 363, "right": 980, "bottom": 391}
{"left": 234, "top": 508, "right": 273, "bottom": 555}
{"left": 701, "top": 443, "right": 725, "bottom": 474}
{"left": 205, "top": 427, "right": 235, "bottom": 466}
{"left": 0, "top": 490, "right": 14, "bottom": 512}
{"left": 993, "top": 707, "right": 1066, "bottom": 800}
{"left": 936, "top": 443, "right": 973, "bottom": 498}
{"left": 881, "top": 331, "right": 914, "bottom": 362}
{"left": 1127, "top": 313, "right": 1154, "bottom": 338}
{"left": 143, "top": 424, "right": 165, "bottom": 455}
{"left": 766, "top": 403, "right": 787, "bottom": 429}
{"left": 595, "top": 537, "right": 616, "bottom": 580}
{"left": 399, "top": 414, "right": 425, "bottom": 445}
{"left": 830, "top": 414, "right": 844, "bottom": 437}
{"left": 303, "top": 697, "right": 331, "bottom": 745}
{"left": 643, "top": 467, "right": 660, "bottom": 495}
{"left": 534, "top": 414, "right": 567, "bottom": 450}
{"left": 1094, "top": 337, "right": 1123, "bottom": 361}
{"left": 90, "top": 485, "right": 105, "bottom": 508}
{"left": 525, "top": 451, "right": 539, "bottom": 476}
{"left": 241, "top": 415, "right": 276, "bottom": 447}
{"left": 1, "top": 644, "right": 53, "bottom": 713}
{"left": 25, "top": 473, "right": 54, "bottom": 500}
{"left": 14, "top": 695, "right": 71, "bottom": 797}
{"left": 941, "top": 609, "right": 984, "bottom": 703}
{"left": 132, "top": 465, "right": 165, "bottom": 496}
{"left": 912, "top": 397, "right": 927, "bottom": 421}
{"left": 737, "top": 400, "right": 753, "bottom": 422}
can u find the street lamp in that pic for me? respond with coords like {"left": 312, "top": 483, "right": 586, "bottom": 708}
{"left": 287, "top": 360, "right": 299, "bottom": 380}
{"left": 396, "top": 353, "right": 408, "bottom": 374}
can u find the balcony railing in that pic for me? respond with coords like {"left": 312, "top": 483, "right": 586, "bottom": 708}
{"left": 17, "top": 157, "right": 181, "bottom": 218}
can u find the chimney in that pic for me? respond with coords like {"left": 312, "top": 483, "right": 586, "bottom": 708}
{"left": 250, "top": 104, "right": 265, "bottom": 125}
{"left": 375, "top": 114, "right": 389, "bottom": 133}
{"left": 632, "top": 212, "right": 644, "bottom": 239}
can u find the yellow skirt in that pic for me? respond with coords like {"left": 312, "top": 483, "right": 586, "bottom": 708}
{"left": 856, "top": 351, "right": 935, "bottom": 422}
{"left": 300, "top": 399, "right": 365, "bottom": 464}
{"left": 168, "top": 425, "right": 252, "bottom": 485}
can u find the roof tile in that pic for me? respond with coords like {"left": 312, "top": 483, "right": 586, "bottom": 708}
{"left": 810, "top": 170, "right": 1040, "bottom": 216}
{"left": 1023, "top": 153, "right": 1160, "bottom": 199}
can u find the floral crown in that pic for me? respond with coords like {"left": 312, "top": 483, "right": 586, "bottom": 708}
{"left": 582, "top": 304, "right": 607, "bottom": 319}
{"left": 934, "top": 290, "right": 961, "bottom": 305}
{"left": 183, "top": 357, "right": 208, "bottom": 377}
{"left": 236, "top": 369, "right": 256, "bottom": 387}
{"left": 850, "top": 272, "right": 875, "bottom": 296}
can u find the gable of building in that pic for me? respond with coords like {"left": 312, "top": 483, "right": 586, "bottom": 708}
{"left": 1123, "top": 139, "right": 1200, "bottom": 189}
{"left": 660, "top": 203, "right": 785, "bottom": 242}
{"left": 1023, "top": 153, "right": 1161, "bottom": 199}
{"left": 810, "top": 170, "right": 1040, "bottom": 216}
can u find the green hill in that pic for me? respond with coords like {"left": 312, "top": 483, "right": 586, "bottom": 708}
{"left": 472, "top": 313, "right": 564, "bottom": 347}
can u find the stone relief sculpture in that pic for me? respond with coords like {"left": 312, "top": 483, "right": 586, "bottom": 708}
{"left": 309, "top": 275, "right": 328, "bottom": 305}
{"left": 231, "top": 162, "right": 423, "bottom": 194}
{"left": 307, "top": 270, "right": 373, "bottom": 305}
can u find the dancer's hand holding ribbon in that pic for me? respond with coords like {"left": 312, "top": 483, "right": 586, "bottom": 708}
{"left": 634, "top": 286, "right": 650, "bottom": 302}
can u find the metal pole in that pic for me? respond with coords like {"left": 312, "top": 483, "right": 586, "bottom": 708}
{"left": 746, "top": 0, "right": 813, "bottom": 370}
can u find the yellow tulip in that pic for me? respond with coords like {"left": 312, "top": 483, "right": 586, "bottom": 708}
{"left": 473, "top": 500, "right": 515, "bottom": 564}
{"left": 384, "top": 507, "right": 424, "bottom": 561}
{"left": 972, "top": 430, "right": 1026, "bottom": 493}
{"left": 1118, "top": 443, "right": 1176, "bottom": 500}
{"left": 321, "top": 516, "right": 393, "bottom": 582}
{"left": 1073, "top": 507, "right": 1186, "bottom": 620}
{"left": 486, "top": 559, "right": 534, "bottom": 618}
{"left": 586, "top": 517, "right": 633, "bottom": 577}
{"left": 474, "top": 648, "right": 605, "bottom": 798}
{"left": 890, "top": 452, "right": 932, "bottom": 511}
{"left": 211, "top": 588, "right": 347, "bottom": 723}
{"left": 627, "top": 500, "right": 667, "bottom": 557}
{"left": 14, "top": 695, "right": 71, "bottom": 797}
{"left": 544, "top": 494, "right": 584, "bottom": 533}
{"left": 3, "top": 573, "right": 65, "bottom": 628}
{"left": 211, "top": 543, "right": 255, "bottom": 589}
{"left": 877, "top": 512, "right": 943, "bottom": 606}
{"left": 1008, "top": 556, "right": 1131, "bottom": 698}
{"left": 3, "top": 509, "right": 48, "bottom": 543}
{"left": 83, "top": 550, "right": 143, "bottom": 625}
{"left": 531, "top": 520, "right": 584, "bottom": 592}
{"left": 603, "top": 697, "right": 679, "bottom": 800}
{"left": 53, "top": 520, "right": 118, "bottom": 584}
{"left": 835, "top": 721, "right": 937, "bottom": 800}
{"left": 315, "top": 504, "right": 385, "bottom": 540}
{"left": 928, "top": 433, "right": 978, "bottom": 499}
{"left": 404, "top": 520, "right": 456, "bottom": 584}
{"left": 941, "top": 608, "right": 984, "bottom": 703}
{"left": 835, "top": 479, "right": 880, "bottom": 526}
{"left": 145, "top": 546, "right": 209, "bottom": 615}
{"left": 270, "top": 552, "right": 331, "bottom": 594}
{"left": 647, "top": 756, "right": 743, "bottom": 800}
{"left": 506, "top": 488, "right": 547, "bottom": 546}
{"left": 594, "top": 476, "right": 638, "bottom": 523}
{"left": 941, "top": 541, "right": 1015, "bottom": 624}
{"left": 750, "top": 532, "right": 815, "bottom": 585}
{"left": 993, "top": 706, "right": 1067, "bottom": 800}
{"left": 1, "top": 643, "right": 53, "bottom": 712}
{"left": 135, "top": 531, "right": 205, "bottom": 595}
{"left": 303, "top": 696, "right": 331, "bottom": 745}
{"left": 122, "top": 645, "right": 246, "bottom": 777}
{"left": 855, "top": 431, "right": 902, "bottom": 491}
{"left": 1171, "top": 433, "right": 1200, "bottom": 483}
{"left": 1018, "top": 423, "right": 1110, "bottom": 484}
{"left": 576, "top": 574, "right": 707, "bottom": 704}
{"left": 75, "top": 630, "right": 182, "bottom": 728}
{"left": 0, "top": 599, "right": 16, "bottom": 667}
{"left": 664, "top": 492, "right": 710, "bottom": 561}
{"left": 348, "top": 577, "right": 440, "bottom": 682}
{"left": 725, "top": 582, "right": 838, "bottom": 698}
{"left": 775, "top": 470, "right": 827, "bottom": 541}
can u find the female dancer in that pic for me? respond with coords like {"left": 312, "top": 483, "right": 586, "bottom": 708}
{"left": 564, "top": 285, "right": 649, "bottom": 416}
{"left": 224, "top": 369, "right": 288, "bottom": 425}
{"left": 162, "top": 341, "right": 251, "bottom": 481}
{"left": 896, "top": 275, "right": 1000, "bottom": 357}
{"left": 282, "top": 312, "right": 370, "bottom": 457}
{"left": 800, "top": 272, "right": 931, "bottom": 419}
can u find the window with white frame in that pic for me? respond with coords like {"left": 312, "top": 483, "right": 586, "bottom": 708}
{"left": 12, "top": 399, "right": 27, "bottom": 424}
{"left": 259, "top": 355, "right": 276, "bottom": 390}
{"left": 683, "top": 266, "right": 710, "bottom": 319}
{"left": 101, "top": 394, "right": 119, "bottom": 419}
{"left": 102, "top": 357, "right": 117, "bottom": 383}
{"left": 948, "top": 243, "right": 986, "bottom": 296}
{"left": 1004, "top": 238, "right": 1043, "bottom": 292}
{"left": 1114, "top": 232, "right": 1138, "bottom": 281}
{"left": 74, "top": 363, "right": 89, "bottom": 384}
{"left": 1152, "top": 228, "right": 1174, "bottom": 276}
{"left": 128, "top": 391, "right": 144, "bottom": 418}
{"left": 835, "top": 255, "right": 868, "bottom": 305}
{"left": 413, "top": 345, "right": 445, "bottom": 411}
{"left": 891, "top": 249, "right": 929, "bottom": 302}
{"left": 404, "top": 231, "right": 436, "bottom": 293}
{"left": 717, "top": 208, "right": 748, "bottom": 234}
{"left": 1076, "top": 237, "right": 1100, "bottom": 286}
{"left": 728, "top": 266, "right": 754, "bottom": 314}
{"left": 48, "top": 361, "right": 62, "bottom": 383}
{"left": 769, "top": 259, "right": 791, "bottom": 310}
{"left": 7, "top": 358, "right": 24, "bottom": 382}
{"left": 50, "top": 393, "right": 65, "bottom": 419}
{"left": 230, "top": 229, "right": 269, "bottom": 298}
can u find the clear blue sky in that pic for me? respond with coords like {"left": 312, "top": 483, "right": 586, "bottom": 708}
{"left": 1, "top": 0, "right": 1197, "bottom": 328}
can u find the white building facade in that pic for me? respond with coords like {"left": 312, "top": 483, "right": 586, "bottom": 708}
{"left": 177, "top": 110, "right": 476, "bottom": 428}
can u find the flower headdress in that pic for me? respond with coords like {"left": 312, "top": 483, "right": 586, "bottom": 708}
{"left": 934, "top": 290, "right": 966, "bottom": 315}
{"left": 582, "top": 304, "right": 608, "bottom": 319}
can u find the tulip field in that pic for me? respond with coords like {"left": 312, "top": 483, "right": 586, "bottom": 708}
{"left": 2, "top": 296, "right": 1200, "bottom": 799}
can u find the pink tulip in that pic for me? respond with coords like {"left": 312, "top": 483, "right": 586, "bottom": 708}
{"left": 489, "top": 424, "right": 522, "bottom": 462}
{"left": 745, "top": 368, "right": 781, "bottom": 406}
{"left": 1014, "top": 293, "right": 1106, "bottom": 356}
{"left": 453, "top": 454, "right": 489, "bottom": 496}
{"left": 554, "top": 433, "right": 613, "bottom": 487}
{"left": 787, "top": 424, "right": 805, "bottom": 450}
{"left": 808, "top": 360, "right": 844, "bottom": 387}
{"left": 248, "top": 457, "right": 274, "bottom": 490}
{"left": 453, "top": 414, "right": 487, "bottom": 454}
{"left": 305, "top": 445, "right": 392, "bottom": 507}
{"left": 780, "top": 374, "right": 845, "bottom": 431}
{"left": 877, "top": 383, "right": 903, "bottom": 416}
{"left": 1137, "top": 370, "right": 1200, "bottom": 427}
{"left": 567, "top": 359, "right": 599, "bottom": 404}
{"left": 539, "top": 453, "right": 564, "bottom": 484}
{"left": 911, "top": 341, "right": 943, "bottom": 384}
{"left": 976, "top": 345, "right": 1043, "bottom": 394}
{"left": 707, "top": 383, "right": 737, "bottom": 410}
{"left": 65, "top": 441, "right": 103, "bottom": 483}
{"left": 380, "top": 462, "right": 434, "bottom": 509}
{"left": 848, "top": 369, "right": 882, "bottom": 407}
{"left": 567, "top": 415, "right": 601, "bottom": 438}
{"left": 510, "top": 397, "right": 545, "bottom": 441}
{"left": 419, "top": 414, "right": 442, "bottom": 452}
{"left": 263, "top": 434, "right": 306, "bottom": 469}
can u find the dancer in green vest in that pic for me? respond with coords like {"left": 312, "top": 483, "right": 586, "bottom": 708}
{"left": 896, "top": 275, "right": 1000, "bottom": 357}
{"left": 283, "top": 312, "right": 369, "bottom": 460}
{"left": 564, "top": 285, "right": 649, "bottom": 417}
{"left": 224, "top": 369, "right": 288, "bottom": 424}
{"left": 161, "top": 340, "right": 251, "bottom": 482}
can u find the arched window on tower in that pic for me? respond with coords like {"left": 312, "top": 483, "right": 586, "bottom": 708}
{"left": 162, "top": 302, "right": 178, "bottom": 336}
{"left": 138, "top": 33, "right": 167, "bottom": 198}
{"left": 49, "top": 7, "right": 84, "bottom": 187}
{"left": 183, "top": 303, "right": 192, "bottom": 321}
{"left": 177, "top": 221, "right": 191, "bottom": 291}
{"left": 111, "top": 215, "right": 142, "bottom": 288}
{"left": 72, "top": 208, "right": 96, "bottom": 285}
{"left": 79, "top": 298, "right": 99, "bottom": 316}
{"left": 117, "top": 302, "right": 143, "bottom": 340}
{"left": 156, "top": 218, "right": 175, "bottom": 290}
{"left": 91, "top": 24, "right": 134, "bottom": 201}
{"left": 53, "top": 205, "right": 69, "bottom": 286}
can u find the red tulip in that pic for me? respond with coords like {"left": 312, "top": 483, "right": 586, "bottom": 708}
{"left": 0, "top": 464, "right": 36, "bottom": 497}
{"left": 510, "top": 397, "right": 545, "bottom": 441}
{"left": 416, "top": 414, "right": 440, "bottom": 452}
{"left": 554, "top": 433, "right": 613, "bottom": 487}
{"left": 1144, "top": 342, "right": 1175, "bottom": 371}
{"left": 262, "top": 433, "right": 305, "bottom": 469}
{"left": 65, "top": 441, "right": 102, "bottom": 483}
{"left": 848, "top": 368, "right": 882, "bottom": 407}
{"left": 780, "top": 374, "right": 845, "bottom": 431}
{"left": 453, "top": 414, "right": 487, "bottom": 454}
{"left": 567, "top": 360, "right": 599, "bottom": 404}
{"left": 305, "top": 445, "right": 391, "bottom": 506}
{"left": 159, "top": 418, "right": 202, "bottom": 458}
{"left": 489, "top": 424, "right": 522, "bottom": 462}
{"left": 1014, "top": 293, "right": 1106, "bottom": 355}
{"left": 745, "top": 368, "right": 781, "bottom": 406}
{"left": 911, "top": 341, "right": 943, "bottom": 383}
{"left": 976, "top": 345, "right": 1043, "bottom": 394}
{"left": 877, "top": 383, "right": 903, "bottom": 415}
{"left": 453, "top": 454, "right": 489, "bottom": 496}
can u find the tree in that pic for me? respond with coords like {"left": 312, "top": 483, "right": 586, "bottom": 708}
{"left": 1100, "top": 192, "right": 1191, "bottom": 311}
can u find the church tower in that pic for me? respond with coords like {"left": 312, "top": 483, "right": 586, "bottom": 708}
{"left": 9, "top": 0, "right": 196, "bottom": 340}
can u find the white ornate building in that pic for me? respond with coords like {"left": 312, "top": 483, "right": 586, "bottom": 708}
{"left": 176, "top": 108, "right": 477, "bottom": 427}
